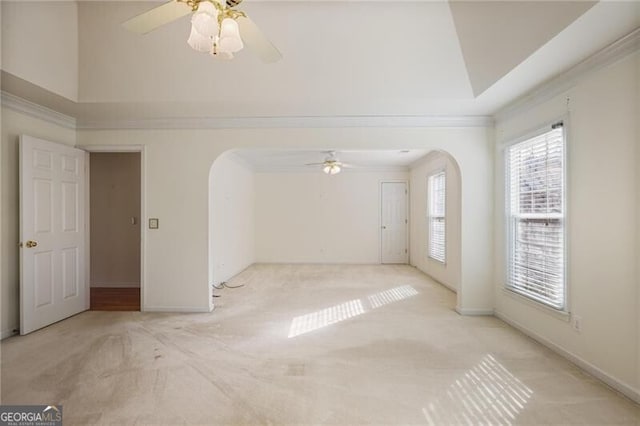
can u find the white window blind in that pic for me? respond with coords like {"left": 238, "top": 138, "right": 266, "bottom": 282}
{"left": 428, "top": 171, "right": 446, "bottom": 263}
{"left": 507, "top": 124, "right": 565, "bottom": 309}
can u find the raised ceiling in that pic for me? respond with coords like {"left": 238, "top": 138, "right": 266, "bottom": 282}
{"left": 450, "top": 1, "right": 597, "bottom": 96}
{"left": 1, "top": 0, "right": 639, "bottom": 123}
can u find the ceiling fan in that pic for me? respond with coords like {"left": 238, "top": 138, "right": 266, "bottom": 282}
{"left": 305, "top": 152, "right": 354, "bottom": 175}
{"left": 122, "top": 0, "right": 282, "bottom": 63}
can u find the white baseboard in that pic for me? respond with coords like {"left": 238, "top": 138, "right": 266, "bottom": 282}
{"left": 91, "top": 282, "right": 140, "bottom": 288}
{"left": 495, "top": 310, "right": 640, "bottom": 404}
{"left": 143, "top": 306, "right": 212, "bottom": 313}
{"left": 438, "top": 280, "right": 457, "bottom": 293}
{"left": 1, "top": 328, "right": 18, "bottom": 340}
{"left": 215, "top": 261, "right": 256, "bottom": 286}
{"left": 455, "top": 307, "right": 494, "bottom": 316}
{"left": 411, "top": 264, "right": 458, "bottom": 293}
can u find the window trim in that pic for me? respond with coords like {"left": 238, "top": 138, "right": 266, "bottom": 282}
{"left": 503, "top": 118, "right": 570, "bottom": 313}
{"left": 427, "top": 169, "right": 446, "bottom": 264}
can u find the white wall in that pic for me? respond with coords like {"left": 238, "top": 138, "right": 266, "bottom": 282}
{"left": 637, "top": 49, "right": 640, "bottom": 394}
{"left": 1, "top": 108, "right": 76, "bottom": 338}
{"left": 255, "top": 170, "right": 408, "bottom": 264}
{"left": 494, "top": 52, "right": 640, "bottom": 395}
{"left": 409, "top": 152, "right": 461, "bottom": 291}
{"left": 1, "top": 1, "right": 79, "bottom": 101}
{"left": 209, "top": 153, "right": 255, "bottom": 293}
{"left": 74, "top": 126, "right": 493, "bottom": 315}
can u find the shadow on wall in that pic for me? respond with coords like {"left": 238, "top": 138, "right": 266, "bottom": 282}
{"left": 208, "top": 151, "right": 256, "bottom": 308}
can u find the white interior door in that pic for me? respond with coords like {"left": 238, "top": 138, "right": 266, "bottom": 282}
{"left": 20, "top": 135, "right": 87, "bottom": 335}
{"left": 381, "top": 182, "right": 408, "bottom": 264}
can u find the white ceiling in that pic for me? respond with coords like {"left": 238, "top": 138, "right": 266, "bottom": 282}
{"left": 1, "top": 0, "right": 639, "bottom": 122}
{"left": 75, "top": 0, "right": 637, "bottom": 116}
{"left": 77, "top": 1, "right": 472, "bottom": 106}
{"left": 232, "top": 149, "right": 431, "bottom": 171}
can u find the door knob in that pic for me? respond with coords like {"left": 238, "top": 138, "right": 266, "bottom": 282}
{"left": 381, "top": 226, "right": 386, "bottom": 229}
{"left": 25, "top": 240, "right": 38, "bottom": 248}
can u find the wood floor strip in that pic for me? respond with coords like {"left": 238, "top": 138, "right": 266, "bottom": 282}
{"left": 90, "top": 287, "right": 140, "bottom": 311}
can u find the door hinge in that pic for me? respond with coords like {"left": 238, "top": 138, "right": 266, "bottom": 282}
{"left": 405, "top": 219, "right": 408, "bottom": 224}
{"left": 405, "top": 249, "right": 408, "bottom": 254}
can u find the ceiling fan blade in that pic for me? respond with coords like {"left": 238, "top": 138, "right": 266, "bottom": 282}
{"left": 237, "top": 16, "right": 282, "bottom": 63}
{"left": 305, "top": 163, "right": 325, "bottom": 166}
{"left": 122, "top": 1, "right": 193, "bottom": 35}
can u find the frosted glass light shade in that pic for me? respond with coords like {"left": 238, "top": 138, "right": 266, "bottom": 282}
{"left": 187, "top": 25, "right": 212, "bottom": 53}
{"left": 192, "top": 1, "right": 219, "bottom": 38}
{"left": 218, "top": 18, "right": 243, "bottom": 53}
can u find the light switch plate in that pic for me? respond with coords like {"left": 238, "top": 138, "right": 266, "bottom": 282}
{"left": 149, "top": 218, "right": 159, "bottom": 229}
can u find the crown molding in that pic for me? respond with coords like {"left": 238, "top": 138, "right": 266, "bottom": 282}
{"left": 76, "top": 114, "right": 493, "bottom": 130}
{"left": 1, "top": 91, "right": 76, "bottom": 129}
{"left": 1, "top": 89, "right": 492, "bottom": 129}
{"left": 495, "top": 27, "right": 640, "bottom": 122}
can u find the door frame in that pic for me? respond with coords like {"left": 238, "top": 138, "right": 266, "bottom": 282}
{"left": 79, "top": 145, "right": 146, "bottom": 311}
{"left": 379, "top": 180, "right": 410, "bottom": 264}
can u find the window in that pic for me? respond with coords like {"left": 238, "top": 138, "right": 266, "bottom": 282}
{"left": 428, "top": 171, "right": 446, "bottom": 263}
{"left": 506, "top": 123, "right": 565, "bottom": 309}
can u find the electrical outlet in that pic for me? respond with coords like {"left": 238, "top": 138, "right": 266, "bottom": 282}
{"left": 572, "top": 315, "right": 582, "bottom": 333}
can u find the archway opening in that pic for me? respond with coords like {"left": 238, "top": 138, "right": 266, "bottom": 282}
{"left": 208, "top": 148, "right": 464, "bottom": 311}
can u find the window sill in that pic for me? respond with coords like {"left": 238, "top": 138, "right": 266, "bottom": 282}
{"left": 501, "top": 288, "right": 570, "bottom": 322}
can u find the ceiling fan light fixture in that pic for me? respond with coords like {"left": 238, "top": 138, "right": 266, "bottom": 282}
{"left": 191, "top": 1, "right": 219, "bottom": 38}
{"left": 218, "top": 18, "right": 244, "bottom": 53}
{"left": 323, "top": 164, "right": 341, "bottom": 175}
{"left": 187, "top": 25, "right": 212, "bottom": 53}
{"left": 123, "top": 0, "right": 282, "bottom": 63}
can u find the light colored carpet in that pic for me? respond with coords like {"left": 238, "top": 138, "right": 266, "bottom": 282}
{"left": 2, "top": 264, "right": 638, "bottom": 424}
